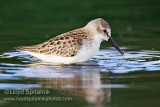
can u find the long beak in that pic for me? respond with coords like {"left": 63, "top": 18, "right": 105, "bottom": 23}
{"left": 108, "top": 37, "right": 124, "bottom": 55}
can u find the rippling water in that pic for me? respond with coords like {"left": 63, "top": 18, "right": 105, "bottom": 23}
{"left": 0, "top": 47, "right": 160, "bottom": 76}
{"left": 0, "top": 47, "right": 160, "bottom": 106}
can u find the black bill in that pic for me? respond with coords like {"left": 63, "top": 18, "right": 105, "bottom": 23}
{"left": 108, "top": 37, "right": 124, "bottom": 55}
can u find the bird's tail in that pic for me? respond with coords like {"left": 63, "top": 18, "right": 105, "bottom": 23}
{"left": 15, "top": 45, "right": 39, "bottom": 52}
{"left": 15, "top": 46, "right": 26, "bottom": 51}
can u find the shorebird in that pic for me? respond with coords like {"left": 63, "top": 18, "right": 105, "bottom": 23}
{"left": 16, "top": 18, "right": 124, "bottom": 64}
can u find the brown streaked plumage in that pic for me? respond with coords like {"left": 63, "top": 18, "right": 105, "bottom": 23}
{"left": 16, "top": 28, "right": 89, "bottom": 57}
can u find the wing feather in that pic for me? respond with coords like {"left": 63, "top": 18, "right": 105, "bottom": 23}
{"left": 16, "top": 29, "right": 86, "bottom": 57}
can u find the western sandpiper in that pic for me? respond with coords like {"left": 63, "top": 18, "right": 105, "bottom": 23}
{"left": 16, "top": 18, "right": 124, "bottom": 64}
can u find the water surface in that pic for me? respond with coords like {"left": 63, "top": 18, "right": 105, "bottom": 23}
{"left": 0, "top": 47, "right": 160, "bottom": 107}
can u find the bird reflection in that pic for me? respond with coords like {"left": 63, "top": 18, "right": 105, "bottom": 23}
{"left": 26, "top": 61, "right": 111, "bottom": 104}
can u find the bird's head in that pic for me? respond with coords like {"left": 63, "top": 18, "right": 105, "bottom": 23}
{"left": 85, "top": 18, "right": 124, "bottom": 55}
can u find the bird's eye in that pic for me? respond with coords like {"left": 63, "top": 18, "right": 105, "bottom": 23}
{"left": 103, "top": 30, "right": 107, "bottom": 33}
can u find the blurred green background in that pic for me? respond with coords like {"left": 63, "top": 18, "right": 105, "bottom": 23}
{"left": 0, "top": 0, "right": 160, "bottom": 53}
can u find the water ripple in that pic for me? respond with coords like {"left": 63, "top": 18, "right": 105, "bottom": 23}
{"left": 0, "top": 47, "right": 160, "bottom": 79}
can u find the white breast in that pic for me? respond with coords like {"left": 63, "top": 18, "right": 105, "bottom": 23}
{"left": 74, "top": 38, "right": 102, "bottom": 63}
